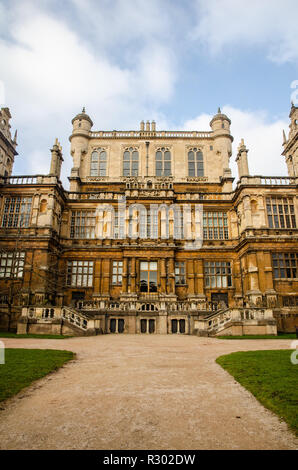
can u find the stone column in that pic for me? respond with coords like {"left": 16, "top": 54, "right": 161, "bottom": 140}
{"left": 160, "top": 258, "right": 167, "bottom": 293}
{"left": 167, "top": 258, "right": 175, "bottom": 294}
{"left": 93, "top": 259, "right": 101, "bottom": 295}
{"left": 263, "top": 251, "right": 277, "bottom": 307}
{"left": 131, "top": 258, "right": 136, "bottom": 293}
{"left": 122, "top": 257, "right": 128, "bottom": 293}
{"left": 243, "top": 195, "right": 252, "bottom": 228}
{"left": 102, "top": 258, "right": 110, "bottom": 296}
{"left": 187, "top": 260, "right": 195, "bottom": 295}
{"left": 247, "top": 252, "right": 262, "bottom": 306}
{"left": 194, "top": 259, "right": 205, "bottom": 297}
{"left": 233, "top": 260, "right": 243, "bottom": 307}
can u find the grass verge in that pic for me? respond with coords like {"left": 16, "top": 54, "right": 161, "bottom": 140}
{"left": 216, "top": 350, "right": 298, "bottom": 436}
{"left": 0, "top": 331, "right": 72, "bottom": 339}
{"left": 0, "top": 348, "right": 74, "bottom": 402}
{"left": 217, "top": 333, "right": 296, "bottom": 340}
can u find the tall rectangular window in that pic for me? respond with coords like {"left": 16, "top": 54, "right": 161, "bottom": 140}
{"left": 188, "top": 149, "right": 204, "bottom": 177}
{"left": 156, "top": 148, "right": 171, "bottom": 176}
{"left": 204, "top": 261, "right": 232, "bottom": 288}
{"left": 203, "top": 212, "right": 228, "bottom": 240}
{"left": 112, "top": 260, "right": 123, "bottom": 285}
{"left": 272, "top": 253, "right": 297, "bottom": 279}
{"left": 174, "top": 209, "right": 183, "bottom": 239}
{"left": 175, "top": 262, "right": 186, "bottom": 285}
{"left": 140, "top": 261, "right": 158, "bottom": 293}
{"left": 1, "top": 197, "right": 32, "bottom": 228}
{"left": 123, "top": 148, "right": 139, "bottom": 176}
{"left": 0, "top": 251, "right": 25, "bottom": 278}
{"left": 113, "top": 210, "right": 119, "bottom": 239}
{"left": 90, "top": 149, "right": 107, "bottom": 176}
{"left": 266, "top": 197, "right": 296, "bottom": 229}
{"left": 66, "top": 260, "right": 94, "bottom": 287}
{"left": 70, "top": 210, "right": 96, "bottom": 239}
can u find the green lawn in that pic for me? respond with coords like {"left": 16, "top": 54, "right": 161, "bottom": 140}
{"left": 216, "top": 350, "right": 298, "bottom": 436}
{"left": 0, "top": 331, "right": 72, "bottom": 339}
{"left": 217, "top": 333, "right": 296, "bottom": 340}
{"left": 0, "top": 349, "right": 74, "bottom": 402}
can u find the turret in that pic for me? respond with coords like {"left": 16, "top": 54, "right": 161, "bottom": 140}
{"left": 209, "top": 108, "right": 233, "bottom": 179}
{"left": 69, "top": 108, "right": 93, "bottom": 190}
{"left": 282, "top": 103, "right": 298, "bottom": 177}
{"left": 49, "top": 138, "right": 63, "bottom": 179}
{"left": 0, "top": 107, "right": 18, "bottom": 177}
{"left": 236, "top": 138, "right": 250, "bottom": 178}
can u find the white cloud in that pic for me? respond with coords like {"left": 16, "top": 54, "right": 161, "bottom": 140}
{"left": 192, "top": 0, "right": 298, "bottom": 64}
{"left": 0, "top": 0, "right": 177, "bottom": 186}
{"left": 183, "top": 106, "right": 289, "bottom": 179}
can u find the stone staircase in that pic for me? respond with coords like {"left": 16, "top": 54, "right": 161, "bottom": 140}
{"left": 195, "top": 307, "right": 277, "bottom": 336}
{"left": 17, "top": 306, "right": 97, "bottom": 336}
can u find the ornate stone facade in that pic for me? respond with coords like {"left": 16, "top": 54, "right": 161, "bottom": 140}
{"left": 0, "top": 105, "right": 297, "bottom": 335}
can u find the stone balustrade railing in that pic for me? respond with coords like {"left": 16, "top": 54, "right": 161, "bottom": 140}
{"left": 238, "top": 175, "right": 297, "bottom": 187}
{"left": 76, "top": 298, "right": 218, "bottom": 313}
{"left": 0, "top": 175, "right": 61, "bottom": 185}
{"left": 22, "top": 306, "right": 89, "bottom": 331}
{"left": 196, "top": 307, "right": 274, "bottom": 333}
{"left": 90, "top": 130, "right": 213, "bottom": 139}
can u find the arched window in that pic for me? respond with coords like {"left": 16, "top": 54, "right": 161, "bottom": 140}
{"left": 123, "top": 147, "right": 139, "bottom": 176}
{"left": 156, "top": 148, "right": 171, "bottom": 176}
{"left": 188, "top": 148, "right": 204, "bottom": 177}
{"left": 90, "top": 149, "right": 107, "bottom": 176}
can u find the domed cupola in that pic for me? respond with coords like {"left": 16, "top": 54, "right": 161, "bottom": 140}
{"left": 209, "top": 107, "right": 231, "bottom": 132}
{"left": 71, "top": 107, "right": 93, "bottom": 132}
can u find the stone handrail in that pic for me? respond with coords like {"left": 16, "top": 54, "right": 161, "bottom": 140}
{"left": 22, "top": 306, "right": 89, "bottom": 331}
{"left": 196, "top": 307, "right": 274, "bottom": 334}
{"left": 61, "top": 306, "right": 89, "bottom": 330}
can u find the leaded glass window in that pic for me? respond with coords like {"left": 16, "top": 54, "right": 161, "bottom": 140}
{"left": 112, "top": 260, "right": 123, "bottom": 285}
{"left": 66, "top": 260, "right": 94, "bottom": 287}
{"left": 70, "top": 210, "right": 96, "bottom": 239}
{"left": 272, "top": 253, "right": 297, "bottom": 279}
{"left": 156, "top": 148, "right": 171, "bottom": 176}
{"left": 1, "top": 197, "right": 32, "bottom": 228}
{"left": 204, "top": 261, "right": 232, "bottom": 288}
{"left": 123, "top": 147, "right": 139, "bottom": 176}
{"left": 266, "top": 197, "right": 296, "bottom": 229}
{"left": 175, "top": 262, "right": 186, "bottom": 285}
{"left": 0, "top": 252, "right": 25, "bottom": 278}
{"left": 188, "top": 148, "right": 204, "bottom": 177}
{"left": 90, "top": 149, "right": 107, "bottom": 176}
{"left": 203, "top": 212, "right": 228, "bottom": 239}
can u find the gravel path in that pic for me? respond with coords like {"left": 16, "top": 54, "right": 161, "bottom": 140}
{"left": 0, "top": 335, "right": 297, "bottom": 450}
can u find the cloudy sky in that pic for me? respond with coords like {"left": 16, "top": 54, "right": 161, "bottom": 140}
{"left": 1, "top": 0, "right": 298, "bottom": 187}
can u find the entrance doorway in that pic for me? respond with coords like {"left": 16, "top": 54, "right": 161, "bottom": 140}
{"left": 109, "top": 318, "right": 125, "bottom": 333}
{"left": 171, "top": 319, "right": 186, "bottom": 334}
{"left": 140, "top": 318, "right": 156, "bottom": 334}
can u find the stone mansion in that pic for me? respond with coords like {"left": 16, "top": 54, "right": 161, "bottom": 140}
{"left": 0, "top": 104, "right": 297, "bottom": 336}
